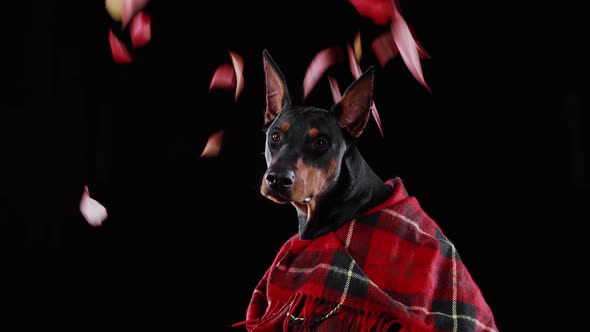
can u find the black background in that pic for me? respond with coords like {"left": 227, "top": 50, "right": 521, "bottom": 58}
{"left": 1, "top": 0, "right": 587, "bottom": 331}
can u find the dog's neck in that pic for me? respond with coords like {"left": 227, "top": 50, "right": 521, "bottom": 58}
{"left": 293, "top": 145, "right": 393, "bottom": 240}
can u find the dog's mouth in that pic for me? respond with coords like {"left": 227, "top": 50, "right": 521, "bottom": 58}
{"left": 263, "top": 190, "right": 291, "bottom": 204}
{"left": 260, "top": 174, "right": 315, "bottom": 205}
{"left": 263, "top": 190, "right": 313, "bottom": 205}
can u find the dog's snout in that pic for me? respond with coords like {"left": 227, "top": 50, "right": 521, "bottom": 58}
{"left": 266, "top": 170, "right": 295, "bottom": 189}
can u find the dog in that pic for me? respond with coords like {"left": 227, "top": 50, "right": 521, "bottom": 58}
{"left": 259, "top": 51, "right": 392, "bottom": 240}
{"left": 237, "top": 50, "right": 498, "bottom": 331}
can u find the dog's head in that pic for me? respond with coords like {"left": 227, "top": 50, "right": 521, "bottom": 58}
{"left": 260, "top": 50, "right": 374, "bottom": 219}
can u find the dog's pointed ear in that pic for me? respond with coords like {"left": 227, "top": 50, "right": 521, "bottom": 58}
{"left": 263, "top": 50, "right": 291, "bottom": 126}
{"left": 337, "top": 67, "right": 374, "bottom": 138}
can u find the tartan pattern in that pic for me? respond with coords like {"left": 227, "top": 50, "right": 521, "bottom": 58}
{"left": 237, "top": 178, "right": 497, "bottom": 331}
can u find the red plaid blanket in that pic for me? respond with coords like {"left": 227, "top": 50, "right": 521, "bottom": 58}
{"left": 235, "top": 178, "right": 497, "bottom": 331}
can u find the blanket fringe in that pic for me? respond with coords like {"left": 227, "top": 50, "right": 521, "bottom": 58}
{"left": 278, "top": 293, "right": 402, "bottom": 331}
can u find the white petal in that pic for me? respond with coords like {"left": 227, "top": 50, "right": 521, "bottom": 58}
{"left": 80, "top": 186, "right": 108, "bottom": 227}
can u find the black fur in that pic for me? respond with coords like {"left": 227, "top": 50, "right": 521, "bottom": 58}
{"left": 261, "top": 50, "right": 392, "bottom": 240}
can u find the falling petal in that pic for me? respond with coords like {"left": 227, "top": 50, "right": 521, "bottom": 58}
{"left": 347, "top": 44, "right": 384, "bottom": 137}
{"left": 105, "top": 0, "right": 123, "bottom": 21}
{"left": 371, "top": 30, "right": 399, "bottom": 67}
{"left": 200, "top": 130, "right": 224, "bottom": 158}
{"left": 130, "top": 11, "right": 151, "bottom": 48}
{"left": 303, "top": 47, "right": 344, "bottom": 99}
{"left": 328, "top": 76, "right": 342, "bottom": 104}
{"left": 354, "top": 32, "right": 362, "bottom": 62}
{"left": 122, "top": 0, "right": 150, "bottom": 27}
{"left": 391, "top": 12, "right": 430, "bottom": 91}
{"left": 372, "top": 29, "right": 429, "bottom": 68}
{"left": 108, "top": 30, "right": 133, "bottom": 64}
{"left": 80, "top": 186, "right": 108, "bottom": 227}
{"left": 370, "top": 101, "right": 384, "bottom": 137}
{"left": 408, "top": 25, "right": 431, "bottom": 59}
{"left": 349, "top": 0, "right": 394, "bottom": 26}
{"left": 416, "top": 42, "right": 430, "bottom": 59}
{"left": 209, "top": 64, "right": 237, "bottom": 91}
{"left": 229, "top": 51, "right": 245, "bottom": 101}
{"left": 347, "top": 44, "right": 362, "bottom": 79}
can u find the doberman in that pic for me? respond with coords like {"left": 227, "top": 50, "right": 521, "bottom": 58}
{"left": 260, "top": 49, "right": 393, "bottom": 240}
{"left": 242, "top": 50, "right": 498, "bottom": 331}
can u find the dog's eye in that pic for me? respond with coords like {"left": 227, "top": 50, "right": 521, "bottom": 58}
{"left": 271, "top": 131, "right": 281, "bottom": 143}
{"left": 313, "top": 138, "right": 329, "bottom": 151}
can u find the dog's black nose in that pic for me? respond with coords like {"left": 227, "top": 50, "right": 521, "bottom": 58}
{"left": 266, "top": 170, "right": 295, "bottom": 189}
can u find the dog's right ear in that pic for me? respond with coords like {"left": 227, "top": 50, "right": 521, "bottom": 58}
{"left": 263, "top": 50, "right": 291, "bottom": 126}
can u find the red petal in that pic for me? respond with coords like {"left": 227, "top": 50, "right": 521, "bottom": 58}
{"left": 303, "top": 47, "right": 344, "bottom": 99}
{"left": 200, "top": 130, "right": 224, "bottom": 158}
{"left": 80, "top": 186, "right": 108, "bottom": 227}
{"left": 391, "top": 12, "right": 430, "bottom": 91}
{"left": 328, "top": 76, "right": 342, "bottom": 104}
{"left": 229, "top": 51, "right": 244, "bottom": 102}
{"left": 209, "top": 64, "right": 237, "bottom": 91}
{"left": 349, "top": 0, "right": 394, "bottom": 26}
{"left": 122, "top": 0, "right": 149, "bottom": 27}
{"left": 371, "top": 30, "right": 399, "bottom": 67}
{"left": 108, "top": 30, "right": 133, "bottom": 64}
{"left": 130, "top": 11, "right": 151, "bottom": 48}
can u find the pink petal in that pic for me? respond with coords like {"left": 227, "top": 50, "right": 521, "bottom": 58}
{"left": 347, "top": 44, "right": 384, "bottom": 137}
{"left": 391, "top": 12, "right": 430, "bottom": 91}
{"left": 371, "top": 29, "right": 429, "bottom": 67}
{"left": 354, "top": 31, "right": 362, "bottom": 62}
{"left": 349, "top": 0, "right": 394, "bottom": 26}
{"left": 209, "top": 64, "right": 237, "bottom": 91}
{"left": 371, "top": 30, "right": 399, "bottom": 67}
{"left": 80, "top": 186, "right": 108, "bottom": 227}
{"left": 108, "top": 30, "right": 133, "bottom": 64}
{"left": 200, "top": 130, "right": 224, "bottom": 158}
{"left": 417, "top": 42, "right": 430, "bottom": 59}
{"left": 122, "top": 0, "right": 150, "bottom": 28}
{"left": 303, "top": 47, "right": 344, "bottom": 99}
{"left": 130, "top": 11, "right": 151, "bottom": 48}
{"left": 105, "top": 0, "right": 123, "bottom": 21}
{"left": 229, "top": 51, "right": 244, "bottom": 102}
{"left": 328, "top": 76, "right": 342, "bottom": 104}
{"left": 409, "top": 25, "right": 431, "bottom": 59}
{"left": 369, "top": 100, "right": 384, "bottom": 138}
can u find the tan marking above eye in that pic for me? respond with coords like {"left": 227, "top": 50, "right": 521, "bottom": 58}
{"left": 308, "top": 128, "right": 319, "bottom": 138}
{"left": 280, "top": 122, "right": 290, "bottom": 131}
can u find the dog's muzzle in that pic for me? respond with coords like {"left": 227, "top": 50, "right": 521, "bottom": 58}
{"left": 262, "top": 168, "right": 313, "bottom": 204}
{"left": 265, "top": 170, "right": 295, "bottom": 190}
{"left": 261, "top": 169, "right": 296, "bottom": 203}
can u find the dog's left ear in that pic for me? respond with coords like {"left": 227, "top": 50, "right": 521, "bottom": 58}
{"left": 336, "top": 67, "right": 374, "bottom": 138}
{"left": 263, "top": 50, "right": 291, "bottom": 126}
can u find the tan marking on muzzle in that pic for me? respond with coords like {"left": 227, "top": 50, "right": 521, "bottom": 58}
{"left": 260, "top": 173, "right": 290, "bottom": 204}
{"left": 291, "top": 158, "right": 338, "bottom": 220}
{"left": 292, "top": 158, "right": 338, "bottom": 203}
